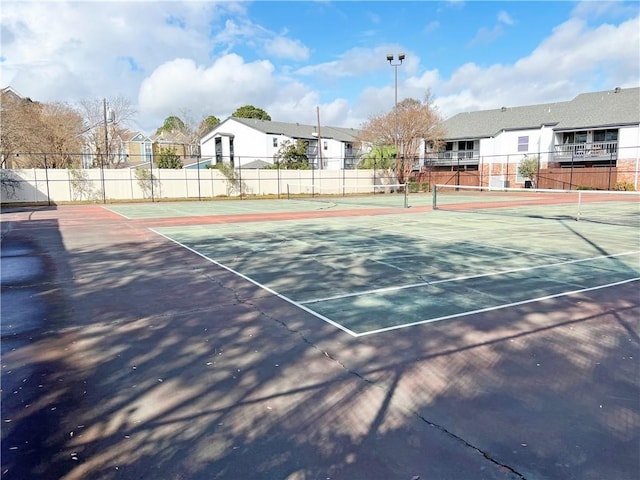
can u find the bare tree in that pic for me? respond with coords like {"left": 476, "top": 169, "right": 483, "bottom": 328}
{"left": 39, "top": 102, "right": 85, "bottom": 168}
{"left": 358, "top": 91, "right": 445, "bottom": 183}
{"left": 1, "top": 91, "right": 84, "bottom": 168}
{"left": 77, "top": 96, "right": 136, "bottom": 168}
{"left": 172, "top": 110, "right": 200, "bottom": 159}
{"left": 0, "top": 91, "right": 42, "bottom": 167}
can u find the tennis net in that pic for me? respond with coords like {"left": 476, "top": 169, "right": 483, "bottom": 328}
{"left": 287, "top": 182, "right": 409, "bottom": 208}
{"left": 432, "top": 184, "right": 640, "bottom": 227}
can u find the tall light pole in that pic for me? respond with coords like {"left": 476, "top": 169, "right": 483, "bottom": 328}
{"left": 386, "top": 53, "right": 405, "bottom": 156}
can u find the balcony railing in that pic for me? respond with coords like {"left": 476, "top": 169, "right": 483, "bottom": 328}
{"left": 554, "top": 141, "right": 618, "bottom": 160}
{"left": 424, "top": 150, "right": 480, "bottom": 166}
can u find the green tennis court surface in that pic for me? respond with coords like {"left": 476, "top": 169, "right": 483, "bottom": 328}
{"left": 153, "top": 210, "right": 640, "bottom": 336}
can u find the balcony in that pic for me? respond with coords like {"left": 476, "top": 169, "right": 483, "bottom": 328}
{"left": 423, "top": 150, "right": 480, "bottom": 166}
{"left": 554, "top": 142, "right": 618, "bottom": 161}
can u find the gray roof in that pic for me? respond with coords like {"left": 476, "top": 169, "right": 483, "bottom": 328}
{"left": 1, "top": 86, "right": 25, "bottom": 100}
{"left": 231, "top": 117, "right": 361, "bottom": 142}
{"left": 442, "top": 87, "right": 640, "bottom": 140}
{"left": 241, "top": 159, "right": 272, "bottom": 169}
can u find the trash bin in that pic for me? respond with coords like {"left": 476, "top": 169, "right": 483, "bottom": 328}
{"left": 524, "top": 180, "right": 533, "bottom": 188}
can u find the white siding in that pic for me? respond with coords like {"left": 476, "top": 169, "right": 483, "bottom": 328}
{"left": 619, "top": 125, "right": 640, "bottom": 158}
{"left": 538, "top": 125, "right": 555, "bottom": 167}
{"left": 320, "top": 138, "right": 347, "bottom": 170}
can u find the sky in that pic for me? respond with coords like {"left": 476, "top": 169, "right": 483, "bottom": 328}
{"left": 1, "top": 0, "right": 639, "bottom": 134}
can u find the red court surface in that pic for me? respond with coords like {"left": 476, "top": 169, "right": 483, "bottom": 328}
{"left": 2, "top": 203, "right": 639, "bottom": 480}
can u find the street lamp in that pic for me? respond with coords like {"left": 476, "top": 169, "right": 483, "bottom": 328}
{"left": 386, "top": 53, "right": 405, "bottom": 156}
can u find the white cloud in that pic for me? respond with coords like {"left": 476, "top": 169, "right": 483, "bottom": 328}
{"left": 571, "top": 0, "right": 638, "bottom": 20}
{"left": 498, "top": 11, "right": 514, "bottom": 26}
{"left": 264, "top": 36, "right": 310, "bottom": 61}
{"left": 468, "top": 10, "right": 514, "bottom": 46}
{"left": 468, "top": 25, "right": 505, "bottom": 46}
{"left": 295, "top": 45, "right": 417, "bottom": 78}
{"left": 212, "top": 18, "right": 310, "bottom": 62}
{"left": 295, "top": 51, "right": 364, "bottom": 78}
{"left": 516, "top": 16, "right": 639, "bottom": 88}
{"left": 1, "top": 1, "right": 221, "bottom": 103}
{"left": 138, "top": 55, "right": 276, "bottom": 129}
{"left": 212, "top": 18, "right": 268, "bottom": 54}
{"left": 423, "top": 20, "right": 440, "bottom": 33}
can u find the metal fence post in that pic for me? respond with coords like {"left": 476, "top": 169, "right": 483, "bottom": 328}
{"left": 44, "top": 154, "right": 51, "bottom": 206}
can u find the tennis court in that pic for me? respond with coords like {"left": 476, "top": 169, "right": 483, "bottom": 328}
{"left": 2, "top": 187, "right": 639, "bottom": 480}
{"left": 150, "top": 203, "right": 639, "bottom": 336}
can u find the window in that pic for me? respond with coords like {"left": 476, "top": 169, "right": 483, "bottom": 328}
{"left": 458, "top": 140, "right": 474, "bottom": 159}
{"left": 323, "top": 141, "right": 328, "bottom": 151}
{"left": 458, "top": 140, "right": 474, "bottom": 151}
{"left": 440, "top": 142, "right": 454, "bottom": 159}
{"left": 144, "top": 143, "right": 152, "bottom": 163}
{"left": 593, "top": 129, "right": 618, "bottom": 142}
{"left": 272, "top": 137, "right": 278, "bottom": 148}
{"left": 215, "top": 137, "right": 222, "bottom": 163}
{"left": 593, "top": 129, "right": 618, "bottom": 155}
{"left": 517, "top": 136, "right": 529, "bottom": 152}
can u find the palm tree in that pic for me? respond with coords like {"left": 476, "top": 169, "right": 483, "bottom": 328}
{"left": 358, "top": 144, "right": 398, "bottom": 184}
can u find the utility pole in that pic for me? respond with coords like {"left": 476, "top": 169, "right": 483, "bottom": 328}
{"left": 103, "top": 98, "right": 109, "bottom": 166}
{"left": 316, "top": 106, "right": 323, "bottom": 169}
{"left": 101, "top": 98, "right": 109, "bottom": 203}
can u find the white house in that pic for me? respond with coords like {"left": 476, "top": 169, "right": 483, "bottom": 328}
{"left": 424, "top": 87, "right": 640, "bottom": 188}
{"left": 200, "top": 117, "right": 362, "bottom": 170}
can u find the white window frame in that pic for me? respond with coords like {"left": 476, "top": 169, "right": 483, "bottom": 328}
{"left": 517, "top": 136, "right": 529, "bottom": 152}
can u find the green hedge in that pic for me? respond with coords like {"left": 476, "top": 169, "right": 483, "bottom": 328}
{"left": 408, "top": 181, "right": 430, "bottom": 193}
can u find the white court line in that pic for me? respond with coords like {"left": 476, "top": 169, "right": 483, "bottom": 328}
{"left": 483, "top": 244, "right": 571, "bottom": 261}
{"left": 102, "top": 206, "right": 133, "bottom": 219}
{"left": 298, "top": 250, "right": 640, "bottom": 304}
{"left": 103, "top": 204, "right": 185, "bottom": 220}
{"left": 356, "top": 277, "right": 640, "bottom": 337}
{"left": 150, "top": 228, "right": 360, "bottom": 337}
